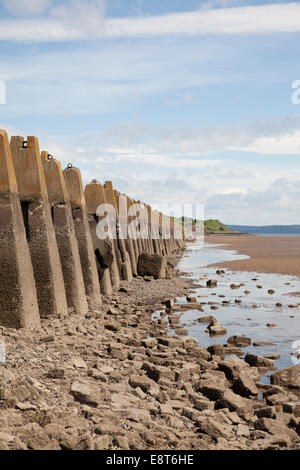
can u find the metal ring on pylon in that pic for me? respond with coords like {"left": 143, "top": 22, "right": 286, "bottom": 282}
{"left": 22, "top": 141, "right": 27, "bottom": 149}
{"left": 92, "top": 179, "right": 97, "bottom": 183}
{"left": 47, "top": 154, "right": 54, "bottom": 160}
{"left": 67, "top": 163, "right": 73, "bottom": 169}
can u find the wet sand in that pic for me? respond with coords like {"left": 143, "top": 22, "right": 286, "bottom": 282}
{"left": 206, "top": 235, "right": 300, "bottom": 276}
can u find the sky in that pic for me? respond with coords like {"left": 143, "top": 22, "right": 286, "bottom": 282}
{"left": 0, "top": 0, "right": 300, "bottom": 225}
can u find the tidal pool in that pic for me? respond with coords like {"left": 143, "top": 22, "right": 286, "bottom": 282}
{"left": 153, "top": 242, "right": 300, "bottom": 383}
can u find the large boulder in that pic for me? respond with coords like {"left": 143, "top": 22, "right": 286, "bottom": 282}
{"left": 227, "top": 336, "right": 251, "bottom": 348}
{"left": 270, "top": 365, "right": 300, "bottom": 390}
{"left": 217, "top": 389, "right": 254, "bottom": 421}
{"left": 208, "top": 319, "right": 227, "bottom": 337}
{"left": 245, "top": 353, "right": 274, "bottom": 369}
{"left": 137, "top": 253, "right": 167, "bottom": 279}
{"left": 233, "top": 370, "right": 259, "bottom": 397}
{"left": 218, "top": 356, "right": 250, "bottom": 381}
{"left": 196, "top": 370, "right": 228, "bottom": 400}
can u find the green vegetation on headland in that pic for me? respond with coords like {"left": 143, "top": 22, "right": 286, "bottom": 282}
{"left": 173, "top": 217, "right": 234, "bottom": 233}
{"left": 204, "top": 219, "right": 234, "bottom": 233}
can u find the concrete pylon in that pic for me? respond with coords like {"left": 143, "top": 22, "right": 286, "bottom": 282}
{"left": 84, "top": 180, "right": 119, "bottom": 289}
{"left": 41, "top": 153, "right": 88, "bottom": 315}
{"left": 63, "top": 166, "right": 101, "bottom": 304}
{"left": 127, "top": 196, "right": 140, "bottom": 262}
{"left": 132, "top": 198, "right": 144, "bottom": 255}
{"left": 84, "top": 181, "right": 113, "bottom": 296}
{"left": 104, "top": 181, "right": 132, "bottom": 282}
{"left": 10, "top": 135, "right": 68, "bottom": 319}
{"left": 146, "top": 205, "right": 155, "bottom": 254}
{"left": 0, "top": 131, "right": 40, "bottom": 329}
{"left": 152, "top": 209, "right": 161, "bottom": 254}
{"left": 115, "top": 191, "right": 137, "bottom": 277}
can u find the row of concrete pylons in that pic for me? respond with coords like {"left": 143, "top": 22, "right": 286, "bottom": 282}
{"left": 0, "top": 130, "right": 185, "bottom": 330}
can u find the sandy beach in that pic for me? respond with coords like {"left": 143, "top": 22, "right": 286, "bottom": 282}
{"left": 206, "top": 235, "right": 300, "bottom": 277}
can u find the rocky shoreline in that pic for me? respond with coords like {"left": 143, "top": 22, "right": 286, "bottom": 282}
{"left": 1, "top": 263, "right": 300, "bottom": 451}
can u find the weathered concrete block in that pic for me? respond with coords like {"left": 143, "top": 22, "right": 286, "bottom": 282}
{"left": 104, "top": 181, "right": 132, "bottom": 282}
{"left": 63, "top": 166, "right": 101, "bottom": 304}
{"left": 117, "top": 193, "right": 137, "bottom": 276}
{"left": 84, "top": 181, "right": 118, "bottom": 293}
{"left": 0, "top": 130, "right": 40, "bottom": 329}
{"left": 137, "top": 253, "right": 167, "bottom": 279}
{"left": 10, "top": 135, "right": 68, "bottom": 319}
{"left": 41, "top": 153, "right": 88, "bottom": 315}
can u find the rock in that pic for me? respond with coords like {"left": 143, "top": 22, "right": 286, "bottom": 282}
{"left": 196, "top": 370, "right": 228, "bottom": 400}
{"left": 276, "top": 303, "right": 283, "bottom": 307}
{"left": 40, "top": 335, "right": 55, "bottom": 343}
{"left": 104, "top": 320, "right": 121, "bottom": 332}
{"left": 230, "top": 284, "right": 241, "bottom": 290}
{"left": 197, "top": 315, "right": 215, "bottom": 323}
{"left": 186, "top": 296, "right": 197, "bottom": 303}
{"left": 264, "top": 354, "right": 280, "bottom": 360}
{"left": 268, "top": 290, "right": 275, "bottom": 295}
{"left": 157, "top": 337, "right": 182, "bottom": 348}
{"left": 218, "top": 357, "right": 250, "bottom": 381}
{"left": 206, "top": 280, "right": 218, "bottom": 287}
{"left": 189, "top": 394, "right": 214, "bottom": 411}
{"left": 71, "top": 358, "right": 88, "bottom": 369}
{"left": 208, "top": 319, "right": 227, "bottom": 337}
{"left": 89, "top": 369, "right": 108, "bottom": 383}
{"left": 70, "top": 381, "right": 98, "bottom": 407}
{"left": 245, "top": 353, "right": 274, "bottom": 369}
{"left": 235, "top": 299, "right": 242, "bottom": 304}
{"left": 218, "top": 389, "right": 254, "bottom": 421}
{"left": 119, "top": 287, "right": 128, "bottom": 293}
{"left": 142, "top": 362, "right": 176, "bottom": 383}
{"left": 16, "top": 402, "right": 37, "bottom": 411}
{"left": 107, "top": 343, "right": 127, "bottom": 361}
{"left": 227, "top": 336, "right": 251, "bottom": 348}
{"left": 129, "top": 375, "right": 156, "bottom": 394}
{"left": 254, "top": 406, "right": 276, "bottom": 419}
{"left": 113, "top": 435, "right": 129, "bottom": 450}
{"left": 266, "top": 323, "right": 277, "bottom": 328}
{"left": 47, "top": 368, "right": 65, "bottom": 379}
{"left": 137, "top": 253, "right": 167, "bottom": 279}
{"left": 236, "top": 424, "right": 250, "bottom": 438}
{"left": 270, "top": 365, "right": 300, "bottom": 390}
{"left": 106, "top": 308, "right": 119, "bottom": 316}
{"left": 207, "top": 344, "right": 225, "bottom": 357}
{"left": 233, "top": 371, "right": 259, "bottom": 397}
{"left": 125, "top": 408, "right": 151, "bottom": 423}
{"left": 94, "top": 436, "right": 111, "bottom": 450}
{"left": 253, "top": 341, "right": 276, "bottom": 347}
{"left": 266, "top": 392, "right": 298, "bottom": 406}
{"left": 164, "top": 299, "right": 174, "bottom": 309}
{"left": 282, "top": 402, "right": 300, "bottom": 416}
{"left": 197, "top": 419, "right": 233, "bottom": 440}
{"left": 255, "top": 418, "right": 298, "bottom": 441}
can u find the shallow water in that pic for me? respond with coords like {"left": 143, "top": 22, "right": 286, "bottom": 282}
{"left": 153, "top": 242, "right": 300, "bottom": 383}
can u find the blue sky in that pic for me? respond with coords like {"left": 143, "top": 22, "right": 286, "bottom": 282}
{"left": 1, "top": 0, "right": 300, "bottom": 224}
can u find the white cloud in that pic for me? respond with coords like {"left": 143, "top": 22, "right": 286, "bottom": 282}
{"left": 234, "top": 129, "right": 300, "bottom": 155}
{"left": 206, "top": 178, "right": 300, "bottom": 225}
{"left": 1, "top": 0, "right": 50, "bottom": 16}
{"left": 1, "top": 3, "right": 300, "bottom": 42}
